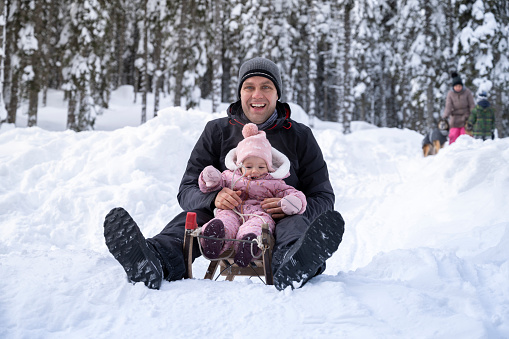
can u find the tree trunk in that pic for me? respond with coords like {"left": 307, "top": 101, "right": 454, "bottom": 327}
{"left": 211, "top": 0, "right": 222, "bottom": 113}
{"left": 153, "top": 18, "right": 163, "bottom": 117}
{"left": 0, "top": 0, "right": 7, "bottom": 123}
{"left": 426, "top": 82, "right": 433, "bottom": 128}
{"left": 342, "top": 0, "right": 353, "bottom": 134}
{"left": 27, "top": 0, "right": 44, "bottom": 127}
{"left": 114, "top": 2, "right": 126, "bottom": 88}
{"left": 141, "top": 0, "right": 148, "bottom": 124}
{"left": 7, "top": 69, "right": 18, "bottom": 124}
{"left": 27, "top": 78, "right": 38, "bottom": 127}
{"left": 174, "top": 0, "right": 188, "bottom": 108}
{"left": 380, "top": 57, "right": 387, "bottom": 128}
{"left": 307, "top": 0, "right": 317, "bottom": 128}
{"left": 495, "top": 86, "right": 503, "bottom": 138}
{"left": 67, "top": 91, "right": 77, "bottom": 130}
{"left": 5, "top": 0, "right": 20, "bottom": 125}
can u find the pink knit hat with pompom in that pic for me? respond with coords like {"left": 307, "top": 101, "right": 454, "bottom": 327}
{"left": 236, "top": 123, "right": 274, "bottom": 172}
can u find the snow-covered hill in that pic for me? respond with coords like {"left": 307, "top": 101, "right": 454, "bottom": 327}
{"left": 1, "top": 91, "right": 508, "bottom": 338}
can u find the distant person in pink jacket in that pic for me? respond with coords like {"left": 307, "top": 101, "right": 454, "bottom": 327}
{"left": 442, "top": 72, "right": 475, "bottom": 144}
{"left": 198, "top": 123, "right": 307, "bottom": 267}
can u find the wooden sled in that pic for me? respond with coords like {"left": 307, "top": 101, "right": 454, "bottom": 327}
{"left": 182, "top": 212, "right": 274, "bottom": 285}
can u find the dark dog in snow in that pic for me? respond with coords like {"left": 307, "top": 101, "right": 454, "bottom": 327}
{"left": 422, "top": 119, "right": 449, "bottom": 157}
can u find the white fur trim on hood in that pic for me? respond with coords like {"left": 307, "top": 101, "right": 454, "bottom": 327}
{"left": 225, "top": 146, "right": 291, "bottom": 179}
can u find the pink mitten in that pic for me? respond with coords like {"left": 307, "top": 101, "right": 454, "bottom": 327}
{"left": 279, "top": 195, "right": 303, "bottom": 215}
{"left": 202, "top": 166, "right": 221, "bottom": 188}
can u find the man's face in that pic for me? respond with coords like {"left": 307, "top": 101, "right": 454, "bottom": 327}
{"left": 240, "top": 76, "right": 278, "bottom": 124}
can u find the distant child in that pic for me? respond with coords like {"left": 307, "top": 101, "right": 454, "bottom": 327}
{"left": 466, "top": 92, "right": 496, "bottom": 141}
{"left": 442, "top": 72, "right": 475, "bottom": 144}
{"left": 198, "top": 123, "right": 307, "bottom": 267}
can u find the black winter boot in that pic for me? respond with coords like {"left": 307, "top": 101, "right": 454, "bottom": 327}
{"left": 273, "top": 210, "right": 344, "bottom": 291}
{"left": 104, "top": 207, "right": 163, "bottom": 290}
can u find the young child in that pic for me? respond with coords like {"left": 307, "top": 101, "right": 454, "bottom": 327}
{"left": 198, "top": 123, "right": 307, "bottom": 267}
{"left": 467, "top": 91, "right": 496, "bottom": 141}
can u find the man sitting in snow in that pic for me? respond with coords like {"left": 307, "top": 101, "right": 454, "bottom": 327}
{"left": 103, "top": 57, "right": 345, "bottom": 291}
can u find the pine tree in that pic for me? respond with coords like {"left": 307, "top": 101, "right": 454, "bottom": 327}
{"left": 351, "top": 0, "right": 375, "bottom": 124}
{"left": 463, "top": 0, "right": 509, "bottom": 137}
{"left": 1, "top": 0, "right": 508, "bottom": 134}
{"left": 151, "top": 0, "right": 169, "bottom": 117}
{"left": 173, "top": 0, "right": 187, "bottom": 108}
{"left": 40, "top": 0, "right": 63, "bottom": 107}
{"left": 489, "top": 0, "right": 509, "bottom": 137}
{"left": 63, "top": 0, "right": 108, "bottom": 131}
{"left": 274, "top": 0, "right": 294, "bottom": 104}
{"left": 222, "top": 0, "right": 242, "bottom": 103}
{"left": 173, "top": 0, "right": 205, "bottom": 109}
{"left": 108, "top": 0, "right": 129, "bottom": 89}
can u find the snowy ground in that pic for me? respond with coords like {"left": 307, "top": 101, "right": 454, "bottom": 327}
{"left": 1, "top": 87, "right": 508, "bottom": 338}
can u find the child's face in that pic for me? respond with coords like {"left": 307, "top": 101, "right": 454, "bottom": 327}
{"left": 241, "top": 156, "right": 268, "bottom": 179}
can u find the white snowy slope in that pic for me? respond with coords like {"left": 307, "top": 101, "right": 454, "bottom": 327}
{"left": 0, "top": 91, "right": 508, "bottom": 338}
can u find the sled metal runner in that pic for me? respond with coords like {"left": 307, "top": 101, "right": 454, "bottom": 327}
{"left": 182, "top": 212, "right": 274, "bottom": 285}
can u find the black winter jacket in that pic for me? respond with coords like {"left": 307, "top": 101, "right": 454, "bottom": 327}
{"left": 177, "top": 100, "right": 335, "bottom": 224}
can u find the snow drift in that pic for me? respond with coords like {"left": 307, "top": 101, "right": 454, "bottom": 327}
{"left": 1, "top": 105, "right": 508, "bottom": 338}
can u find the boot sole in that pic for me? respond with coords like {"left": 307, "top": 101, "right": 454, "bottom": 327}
{"left": 274, "top": 210, "right": 344, "bottom": 290}
{"left": 104, "top": 207, "right": 163, "bottom": 289}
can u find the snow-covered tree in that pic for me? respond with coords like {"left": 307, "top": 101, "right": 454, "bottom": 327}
{"left": 62, "top": 0, "right": 108, "bottom": 131}
{"left": 1, "top": 0, "right": 508, "bottom": 135}
{"left": 223, "top": 1, "right": 242, "bottom": 103}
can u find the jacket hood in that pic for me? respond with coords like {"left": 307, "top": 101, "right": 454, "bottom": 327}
{"left": 224, "top": 145, "right": 291, "bottom": 180}
{"left": 226, "top": 100, "right": 292, "bottom": 130}
{"left": 478, "top": 99, "right": 490, "bottom": 108}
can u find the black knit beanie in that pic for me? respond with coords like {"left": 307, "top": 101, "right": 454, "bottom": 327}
{"left": 238, "top": 57, "right": 282, "bottom": 99}
{"left": 451, "top": 72, "right": 463, "bottom": 87}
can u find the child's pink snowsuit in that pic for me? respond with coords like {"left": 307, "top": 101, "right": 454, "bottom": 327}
{"left": 198, "top": 146, "right": 307, "bottom": 255}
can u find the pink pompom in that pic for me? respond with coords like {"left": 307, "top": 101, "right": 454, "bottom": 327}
{"left": 242, "top": 123, "right": 259, "bottom": 138}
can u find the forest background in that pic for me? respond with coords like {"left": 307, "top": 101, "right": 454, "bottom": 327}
{"left": 0, "top": 0, "right": 508, "bottom": 136}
